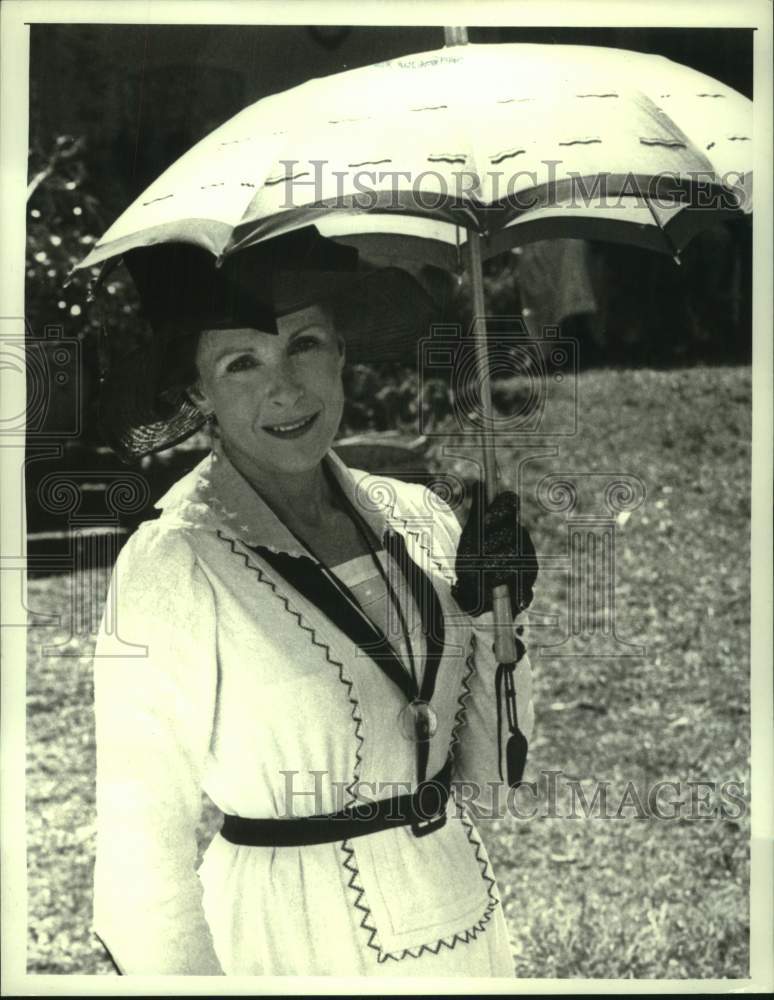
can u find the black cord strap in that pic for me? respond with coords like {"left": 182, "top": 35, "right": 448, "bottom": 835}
{"left": 494, "top": 639, "right": 529, "bottom": 789}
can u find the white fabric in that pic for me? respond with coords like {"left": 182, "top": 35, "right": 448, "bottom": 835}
{"left": 92, "top": 441, "right": 535, "bottom": 976}
{"left": 331, "top": 550, "right": 423, "bottom": 677}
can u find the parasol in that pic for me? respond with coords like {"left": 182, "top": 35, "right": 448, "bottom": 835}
{"left": 73, "top": 38, "right": 752, "bottom": 273}
{"left": 73, "top": 32, "right": 753, "bottom": 783}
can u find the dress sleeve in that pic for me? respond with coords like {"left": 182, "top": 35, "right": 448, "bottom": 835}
{"left": 92, "top": 522, "right": 224, "bottom": 975}
{"left": 427, "top": 495, "right": 536, "bottom": 799}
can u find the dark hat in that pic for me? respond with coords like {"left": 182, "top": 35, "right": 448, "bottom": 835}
{"left": 97, "top": 226, "right": 438, "bottom": 461}
{"left": 122, "top": 225, "right": 362, "bottom": 337}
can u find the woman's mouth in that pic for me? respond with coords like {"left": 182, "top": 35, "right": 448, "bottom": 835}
{"left": 262, "top": 411, "right": 320, "bottom": 439}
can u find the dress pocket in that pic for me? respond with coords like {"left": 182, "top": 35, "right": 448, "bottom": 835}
{"left": 343, "top": 806, "right": 498, "bottom": 959}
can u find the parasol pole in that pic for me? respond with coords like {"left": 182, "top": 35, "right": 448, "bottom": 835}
{"left": 469, "top": 225, "right": 528, "bottom": 789}
{"left": 443, "top": 23, "right": 519, "bottom": 665}
{"left": 442, "top": 23, "right": 527, "bottom": 789}
{"left": 467, "top": 229, "right": 519, "bottom": 665}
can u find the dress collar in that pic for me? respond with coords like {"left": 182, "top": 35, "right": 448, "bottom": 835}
{"left": 154, "top": 436, "right": 409, "bottom": 561}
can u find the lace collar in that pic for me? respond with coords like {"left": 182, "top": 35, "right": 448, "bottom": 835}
{"left": 153, "top": 436, "right": 420, "bottom": 562}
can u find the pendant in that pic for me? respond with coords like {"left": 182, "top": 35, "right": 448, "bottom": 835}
{"left": 399, "top": 699, "right": 438, "bottom": 741}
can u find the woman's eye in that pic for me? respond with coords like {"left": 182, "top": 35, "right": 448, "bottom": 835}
{"left": 225, "top": 354, "right": 258, "bottom": 373}
{"left": 290, "top": 335, "right": 322, "bottom": 355}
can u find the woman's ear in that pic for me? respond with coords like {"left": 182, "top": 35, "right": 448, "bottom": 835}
{"left": 337, "top": 335, "right": 346, "bottom": 369}
{"left": 185, "top": 381, "right": 214, "bottom": 417}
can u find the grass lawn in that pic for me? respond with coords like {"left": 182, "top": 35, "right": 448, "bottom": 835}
{"left": 25, "top": 366, "right": 751, "bottom": 977}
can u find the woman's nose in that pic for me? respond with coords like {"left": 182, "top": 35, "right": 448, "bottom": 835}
{"left": 265, "top": 361, "right": 304, "bottom": 408}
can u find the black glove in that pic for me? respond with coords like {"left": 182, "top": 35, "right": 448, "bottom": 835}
{"left": 451, "top": 481, "right": 539, "bottom": 618}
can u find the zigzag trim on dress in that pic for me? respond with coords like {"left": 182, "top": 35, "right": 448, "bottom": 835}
{"left": 217, "top": 530, "right": 364, "bottom": 804}
{"left": 339, "top": 797, "right": 501, "bottom": 964}
{"left": 382, "top": 491, "right": 458, "bottom": 586}
{"left": 340, "top": 838, "right": 384, "bottom": 957}
{"left": 457, "top": 795, "right": 500, "bottom": 910}
{"left": 449, "top": 636, "right": 476, "bottom": 765}
{"left": 394, "top": 522, "right": 457, "bottom": 585}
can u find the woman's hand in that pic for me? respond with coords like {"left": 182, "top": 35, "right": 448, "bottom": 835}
{"left": 451, "top": 481, "right": 539, "bottom": 618}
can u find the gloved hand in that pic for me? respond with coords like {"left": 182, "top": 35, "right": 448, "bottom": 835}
{"left": 451, "top": 481, "right": 539, "bottom": 618}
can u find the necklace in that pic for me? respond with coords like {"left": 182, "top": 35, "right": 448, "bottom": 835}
{"left": 339, "top": 505, "right": 439, "bottom": 743}
{"left": 325, "top": 463, "right": 439, "bottom": 744}
{"left": 286, "top": 461, "right": 439, "bottom": 745}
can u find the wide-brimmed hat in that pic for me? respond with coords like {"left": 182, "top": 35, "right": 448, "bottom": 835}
{"left": 96, "top": 226, "right": 438, "bottom": 461}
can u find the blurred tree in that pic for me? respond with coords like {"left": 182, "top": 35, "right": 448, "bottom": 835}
{"left": 26, "top": 134, "right": 139, "bottom": 445}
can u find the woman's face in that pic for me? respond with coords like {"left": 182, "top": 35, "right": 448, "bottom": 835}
{"left": 192, "top": 303, "right": 345, "bottom": 478}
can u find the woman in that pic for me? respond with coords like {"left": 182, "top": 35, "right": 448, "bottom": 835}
{"left": 92, "top": 226, "right": 538, "bottom": 976}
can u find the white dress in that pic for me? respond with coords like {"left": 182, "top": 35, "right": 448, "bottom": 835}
{"left": 92, "top": 440, "right": 535, "bottom": 976}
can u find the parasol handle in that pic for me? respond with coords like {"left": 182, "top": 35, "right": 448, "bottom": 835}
{"left": 467, "top": 229, "right": 519, "bottom": 664}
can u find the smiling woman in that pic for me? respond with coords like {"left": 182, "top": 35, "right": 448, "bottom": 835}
{"left": 90, "top": 226, "right": 539, "bottom": 976}
{"left": 192, "top": 311, "right": 345, "bottom": 480}
{"left": 191, "top": 312, "right": 374, "bottom": 568}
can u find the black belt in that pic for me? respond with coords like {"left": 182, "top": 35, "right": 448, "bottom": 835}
{"left": 221, "top": 757, "right": 453, "bottom": 847}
